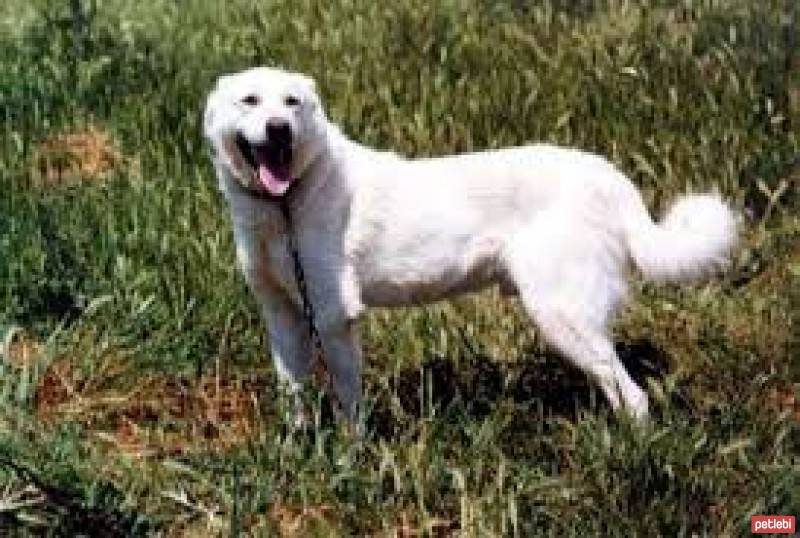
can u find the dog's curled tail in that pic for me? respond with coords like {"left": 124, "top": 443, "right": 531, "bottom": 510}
{"left": 622, "top": 189, "right": 737, "bottom": 282}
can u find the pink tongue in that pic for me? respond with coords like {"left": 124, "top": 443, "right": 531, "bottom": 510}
{"left": 257, "top": 163, "right": 292, "bottom": 196}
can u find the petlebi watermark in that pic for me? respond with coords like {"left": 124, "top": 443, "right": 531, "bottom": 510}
{"left": 751, "top": 515, "right": 795, "bottom": 534}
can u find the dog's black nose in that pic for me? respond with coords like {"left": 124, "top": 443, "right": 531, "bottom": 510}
{"left": 266, "top": 121, "right": 292, "bottom": 147}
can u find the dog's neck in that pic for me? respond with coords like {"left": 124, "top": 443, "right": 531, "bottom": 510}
{"left": 283, "top": 126, "right": 345, "bottom": 212}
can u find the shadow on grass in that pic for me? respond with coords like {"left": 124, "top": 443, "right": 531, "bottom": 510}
{"left": 368, "top": 339, "right": 672, "bottom": 439}
{"left": 0, "top": 456, "right": 152, "bottom": 537}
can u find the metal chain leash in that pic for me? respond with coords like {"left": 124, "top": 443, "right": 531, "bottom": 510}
{"left": 230, "top": 177, "right": 333, "bottom": 399}
{"left": 278, "top": 200, "right": 329, "bottom": 385}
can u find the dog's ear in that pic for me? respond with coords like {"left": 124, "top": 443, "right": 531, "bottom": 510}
{"left": 299, "top": 74, "right": 321, "bottom": 112}
{"left": 203, "top": 75, "right": 231, "bottom": 142}
{"left": 203, "top": 92, "right": 217, "bottom": 142}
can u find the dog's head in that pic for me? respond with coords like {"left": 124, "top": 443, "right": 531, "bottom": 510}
{"left": 203, "top": 67, "right": 327, "bottom": 196}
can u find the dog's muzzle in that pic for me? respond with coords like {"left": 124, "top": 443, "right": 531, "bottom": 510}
{"left": 234, "top": 121, "right": 295, "bottom": 196}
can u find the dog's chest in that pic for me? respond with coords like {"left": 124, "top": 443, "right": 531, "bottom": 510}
{"left": 233, "top": 220, "right": 296, "bottom": 291}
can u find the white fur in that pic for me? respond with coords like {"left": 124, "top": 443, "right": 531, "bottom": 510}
{"left": 203, "top": 67, "right": 737, "bottom": 423}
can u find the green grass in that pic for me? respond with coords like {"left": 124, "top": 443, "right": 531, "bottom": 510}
{"left": 0, "top": 0, "right": 798, "bottom": 535}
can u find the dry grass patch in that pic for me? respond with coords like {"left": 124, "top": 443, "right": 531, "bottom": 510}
{"left": 373, "top": 510, "right": 456, "bottom": 537}
{"left": 159, "top": 500, "right": 339, "bottom": 537}
{"left": 30, "top": 124, "right": 135, "bottom": 186}
{"left": 32, "top": 350, "right": 273, "bottom": 457}
{"left": 267, "top": 502, "right": 338, "bottom": 537}
{"left": 100, "top": 372, "right": 271, "bottom": 457}
{"left": 1, "top": 327, "right": 42, "bottom": 368}
{"left": 766, "top": 386, "right": 800, "bottom": 423}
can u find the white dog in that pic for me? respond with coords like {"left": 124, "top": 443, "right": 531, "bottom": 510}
{"left": 203, "top": 67, "right": 736, "bottom": 423}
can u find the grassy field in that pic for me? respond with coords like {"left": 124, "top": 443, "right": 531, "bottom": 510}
{"left": 0, "top": 0, "right": 798, "bottom": 535}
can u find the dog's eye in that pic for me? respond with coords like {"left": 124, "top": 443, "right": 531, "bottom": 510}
{"left": 284, "top": 95, "right": 300, "bottom": 107}
{"left": 241, "top": 94, "right": 260, "bottom": 106}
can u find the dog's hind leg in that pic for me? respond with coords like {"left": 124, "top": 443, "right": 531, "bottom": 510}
{"left": 505, "top": 220, "right": 649, "bottom": 420}
{"left": 525, "top": 303, "right": 648, "bottom": 419}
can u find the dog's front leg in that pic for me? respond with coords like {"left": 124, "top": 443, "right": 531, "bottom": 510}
{"left": 317, "top": 319, "right": 362, "bottom": 423}
{"left": 309, "top": 263, "right": 364, "bottom": 425}
{"left": 263, "top": 299, "right": 315, "bottom": 427}
{"left": 233, "top": 225, "right": 314, "bottom": 426}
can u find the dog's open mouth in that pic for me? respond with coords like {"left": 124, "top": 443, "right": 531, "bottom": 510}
{"left": 235, "top": 133, "right": 293, "bottom": 196}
